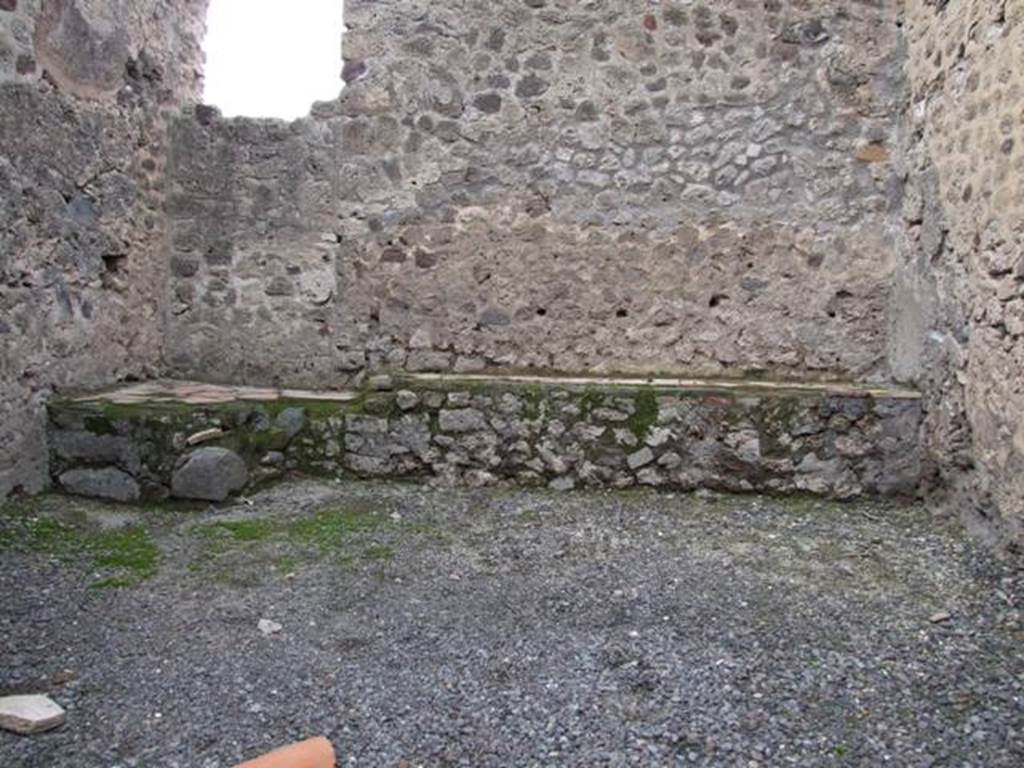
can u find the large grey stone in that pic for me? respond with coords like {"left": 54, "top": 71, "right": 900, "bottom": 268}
{"left": 396, "top": 390, "right": 420, "bottom": 411}
{"left": 59, "top": 467, "right": 140, "bottom": 502}
{"left": 0, "top": 695, "right": 66, "bottom": 735}
{"left": 391, "top": 416, "right": 432, "bottom": 458}
{"left": 346, "top": 453, "right": 392, "bottom": 476}
{"left": 345, "top": 415, "right": 388, "bottom": 434}
{"left": 51, "top": 430, "right": 141, "bottom": 473}
{"left": 438, "top": 408, "right": 488, "bottom": 433}
{"left": 627, "top": 448, "right": 655, "bottom": 471}
{"left": 171, "top": 448, "right": 248, "bottom": 502}
{"left": 274, "top": 407, "right": 306, "bottom": 439}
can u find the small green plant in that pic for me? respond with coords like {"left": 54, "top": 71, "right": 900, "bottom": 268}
{"left": 187, "top": 501, "right": 394, "bottom": 579}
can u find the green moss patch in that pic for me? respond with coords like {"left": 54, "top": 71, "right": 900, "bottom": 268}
{"left": 0, "top": 504, "right": 159, "bottom": 590}
{"left": 197, "top": 519, "right": 277, "bottom": 543}
{"left": 362, "top": 544, "right": 396, "bottom": 561}
{"left": 96, "top": 399, "right": 197, "bottom": 422}
{"left": 523, "top": 385, "right": 546, "bottom": 420}
{"left": 0, "top": 513, "right": 80, "bottom": 554}
{"left": 285, "top": 503, "right": 383, "bottom": 556}
{"left": 264, "top": 397, "right": 355, "bottom": 420}
{"left": 577, "top": 388, "right": 605, "bottom": 421}
{"left": 186, "top": 501, "right": 390, "bottom": 581}
{"left": 628, "top": 389, "right": 659, "bottom": 441}
{"left": 88, "top": 528, "right": 160, "bottom": 589}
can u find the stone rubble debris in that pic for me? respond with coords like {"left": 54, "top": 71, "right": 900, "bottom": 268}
{"left": 186, "top": 428, "right": 225, "bottom": 446}
{"left": 258, "top": 619, "right": 283, "bottom": 636}
{"left": 0, "top": 695, "right": 66, "bottom": 735}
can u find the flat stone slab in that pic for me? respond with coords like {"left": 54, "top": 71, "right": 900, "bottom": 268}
{"left": 406, "top": 372, "right": 923, "bottom": 400}
{"left": 66, "top": 375, "right": 922, "bottom": 406}
{"left": 48, "top": 374, "right": 925, "bottom": 501}
{"left": 69, "top": 380, "right": 360, "bottom": 407}
{"left": 0, "top": 695, "right": 66, "bottom": 735}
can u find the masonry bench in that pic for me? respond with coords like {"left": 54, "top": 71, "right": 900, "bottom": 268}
{"left": 47, "top": 374, "right": 924, "bottom": 503}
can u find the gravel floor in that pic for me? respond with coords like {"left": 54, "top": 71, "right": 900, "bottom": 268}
{"left": 1, "top": 481, "right": 1022, "bottom": 767}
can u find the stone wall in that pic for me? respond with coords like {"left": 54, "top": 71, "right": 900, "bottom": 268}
{"left": 6, "top": 0, "right": 1024, "bottom": 549}
{"left": 896, "top": 0, "right": 1024, "bottom": 546}
{"left": 0, "top": 0, "right": 208, "bottom": 496}
{"left": 47, "top": 377, "right": 924, "bottom": 503}
{"left": 166, "top": 0, "right": 905, "bottom": 388}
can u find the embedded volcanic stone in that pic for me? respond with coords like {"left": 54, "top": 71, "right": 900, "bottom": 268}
{"left": 396, "top": 390, "right": 420, "bottom": 411}
{"left": 59, "top": 467, "right": 140, "bottom": 502}
{"left": 341, "top": 59, "right": 367, "bottom": 83}
{"left": 473, "top": 93, "right": 502, "bottom": 113}
{"left": 274, "top": 407, "right": 306, "bottom": 439}
{"left": 438, "top": 408, "right": 488, "bottom": 433}
{"left": 627, "top": 448, "right": 655, "bottom": 470}
{"left": 51, "top": 431, "right": 140, "bottom": 473}
{"left": 515, "top": 73, "right": 549, "bottom": 98}
{"left": 0, "top": 695, "right": 66, "bottom": 735}
{"left": 171, "top": 447, "right": 248, "bottom": 502}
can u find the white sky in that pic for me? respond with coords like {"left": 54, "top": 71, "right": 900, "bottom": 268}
{"left": 203, "top": 0, "right": 344, "bottom": 120}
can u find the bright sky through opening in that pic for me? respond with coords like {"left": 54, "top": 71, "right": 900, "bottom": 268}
{"left": 203, "top": 0, "right": 343, "bottom": 120}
